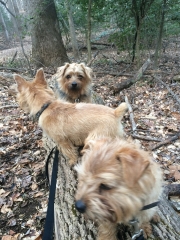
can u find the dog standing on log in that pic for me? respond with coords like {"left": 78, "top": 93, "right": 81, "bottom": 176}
{"left": 55, "top": 63, "right": 93, "bottom": 103}
{"left": 75, "top": 137, "right": 162, "bottom": 239}
{"left": 14, "top": 69, "right": 127, "bottom": 165}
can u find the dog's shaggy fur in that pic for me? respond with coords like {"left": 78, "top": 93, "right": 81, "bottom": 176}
{"left": 75, "top": 138, "right": 162, "bottom": 239}
{"left": 55, "top": 63, "right": 93, "bottom": 103}
{"left": 14, "top": 69, "right": 127, "bottom": 165}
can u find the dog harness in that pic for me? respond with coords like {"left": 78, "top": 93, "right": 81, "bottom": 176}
{"left": 129, "top": 201, "right": 160, "bottom": 240}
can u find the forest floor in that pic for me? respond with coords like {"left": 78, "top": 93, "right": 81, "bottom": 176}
{"left": 0, "top": 37, "right": 180, "bottom": 240}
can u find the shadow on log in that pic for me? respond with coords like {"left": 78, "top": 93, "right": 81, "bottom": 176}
{"left": 43, "top": 135, "right": 180, "bottom": 239}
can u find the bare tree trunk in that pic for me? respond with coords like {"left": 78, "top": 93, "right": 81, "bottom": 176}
{"left": 0, "top": 10, "right": 10, "bottom": 42}
{"left": 65, "top": 0, "right": 80, "bottom": 59}
{"left": 28, "top": 0, "right": 69, "bottom": 68}
{"left": 87, "top": 0, "right": 92, "bottom": 62}
{"left": 154, "top": 0, "right": 167, "bottom": 69}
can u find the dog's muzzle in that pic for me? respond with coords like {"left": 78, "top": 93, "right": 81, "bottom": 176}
{"left": 75, "top": 200, "right": 86, "bottom": 213}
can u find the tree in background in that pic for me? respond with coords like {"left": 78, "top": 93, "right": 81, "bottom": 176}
{"left": 27, "top": 0, "right": 69, "bottom": 67}
{"left": 64, "top": 0, "right": 80, "bottom": 59}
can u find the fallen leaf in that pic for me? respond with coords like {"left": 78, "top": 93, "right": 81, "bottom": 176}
{"left": 31, "top": 183, "right": 38, "bottom": 191}
{"left": 1, "top": 205, "right": 12, "bottom": 214}
{"left": 8, "top": 218, "right": 17, "bottom": 226}
{"left": 34, "top": 192, "right": 44, "bottom": 198}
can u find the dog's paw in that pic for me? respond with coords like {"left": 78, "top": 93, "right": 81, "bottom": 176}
{"left": 141, "top": 222, "right": 152, "bottom": 239}
{"left": 151, "top": 213, "right": 160, "bottom": 223}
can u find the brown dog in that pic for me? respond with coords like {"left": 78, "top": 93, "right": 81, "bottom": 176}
{"left": 75, "top": 138, "right": 162, "bottom": 239}
{"left": 55, "top": 63, "right": 93, "bottom": 103}
{"left": 14, "top": 69, "right": 127, "bottom": 165}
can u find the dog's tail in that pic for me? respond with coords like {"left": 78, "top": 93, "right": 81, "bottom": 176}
{"left": 114, "top": 102, "right": 128, "bottom": 119}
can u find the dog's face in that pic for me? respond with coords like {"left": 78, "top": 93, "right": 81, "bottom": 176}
{"left": 75, "top": 138, "right": 156, "bottom": 224}
{"left": 56, "top": 63, "right": 92, "bottom": 98}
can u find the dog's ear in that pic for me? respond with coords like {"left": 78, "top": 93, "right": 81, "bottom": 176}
{"left": 13, "top": 74, "right": 28, "bottom": 92}
{"left": 80, "top": 63, "right": 93, "bottom": 81}
{"left": 117, "top": 148, "right": 150, "bottom": 188}
{"left": 57, "top": 63, "right": 70, "bottom": 77}
{"left": 34, "top": 68, "right": 47, "bottom": 86}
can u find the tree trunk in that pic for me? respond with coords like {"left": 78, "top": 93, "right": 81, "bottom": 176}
{"left": 0, "top": 10, "right": 10, "bottom": 42}
{"left": 43, "top": 136, "right": 180, "bottom": 240}
{"left": 28, "top": 0, "right": 69, "bottom": 67}
{"left": 87, "top": 0, "right": 92, "bottom": 62}
{"left": 65, "top": 0, "right": 80, "bottom": 59}
{"left": 154, "top": 0, "right": 167, "bottom": 69}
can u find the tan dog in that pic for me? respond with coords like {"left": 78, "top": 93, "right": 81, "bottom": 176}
{"left": 14, "top": 69, "right": 127, "bottom": 165}
{"left": 75, "top": 138, "right": 162, "bottom": 239}
{"left": 55, "top": 63, "right": 93, "bottom": 103}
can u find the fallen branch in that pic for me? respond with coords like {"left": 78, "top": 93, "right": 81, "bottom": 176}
{"left": 0, "top": 105, "right": 18, "bottom": 109}
{"left": 153, "top": 74, "right": 180, "bottom": 108}
{"left": 113, "top": 58, "right": 151, "bottom": 93}
{"left": 131, "top": 134, "right": 162, "bottom": 142}
{"left": 95, "top": 71, "right": 133, "bottom": 77}
{"left": 125, "top": 95, "right": 136, "bottom": 132}
{"left": 10, "top": 51, "right": 17, "bottom": 64}
{"left": 150, "top": 132, "right": 180, "bottom": 151}
{"left": 0, "top": 72, "right": 32, "bottom": 80}
{"left": 0, "top": 67, "right": 25, "bottom": 72}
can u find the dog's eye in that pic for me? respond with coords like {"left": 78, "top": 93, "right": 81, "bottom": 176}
{"left": 99, "top": 183, "right": 112, "bottom": 191}
{"left": 66, "top": 75, "right": 71, "bottom": 79}
{"left": 78, "top": 75, "right": 83, "bottom": 80}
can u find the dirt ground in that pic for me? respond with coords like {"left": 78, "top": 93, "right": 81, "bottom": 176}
{"left": 0, "top": 37, "right": 180, "bottom": 239}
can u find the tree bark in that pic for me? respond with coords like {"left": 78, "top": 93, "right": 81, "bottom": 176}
{"left": 28, "top": 0, "right": 69, "bottom": 67}
{"left": 43, "top": 136, "right": 180, "bottom": 240}
{"left": 87, "top": 0, "right": 92, "bottom": 62}
{"left": 154, "top": 0, "right": 167, "bottom": 69}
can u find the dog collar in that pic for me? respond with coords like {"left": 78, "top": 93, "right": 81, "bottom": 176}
{"left": 34, "top": 102, "right": 52, "bottom": 121}
{"left": 128, "top": 201, "right": 160, "bottom": 240}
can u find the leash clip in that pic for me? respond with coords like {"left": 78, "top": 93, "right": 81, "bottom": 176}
{"left": 75, "top": 98, "right": 80, "bottom": 103}
{"left": 129, "top": 218, "right": 144, "bottom": 240}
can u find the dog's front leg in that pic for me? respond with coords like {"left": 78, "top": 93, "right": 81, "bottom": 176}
{"left": 58, "top": 140, "right": 78, "bottom": 166}
{"left": 98, "top": 222, "right": 118, "bottom": 240}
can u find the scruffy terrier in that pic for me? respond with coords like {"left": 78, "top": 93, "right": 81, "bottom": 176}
{"left": 55, "top": 62, "right": 93, "bottom": 103}
{"left": 75, "top": 138, "right": 162, "bottom": 239}
{"left": 14, "top": 69, "right": 127, "bottom": 165}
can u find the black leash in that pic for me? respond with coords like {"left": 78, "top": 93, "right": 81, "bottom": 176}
{"left": 42, "top": 147, "right": 59, "bottom": 240}
{"left": 141, "top": 201, "right": 160, "bottom": 211}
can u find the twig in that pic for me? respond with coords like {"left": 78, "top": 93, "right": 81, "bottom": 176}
{"left": 0, "top": 105, "right": 18, "bottom": 109}
{"left": 10, "top": 51, "right": 17, "bottom": 64}
{"left": 0, "top": 67, "right": 24, "bottom": 72}
{"left": 150, "top": 132, "right": 180, "bottom": 151}
{"left": 153, "top": 74, "right": 180, "bottom": 108}
{"left": 87, "top": 51, "right": 99, "bottom": 67}
{"left": 132, "top": 134, "right": 162, "bottom": 142}
{"left": 125, "top": 95, "right": 136, "bottom": 132}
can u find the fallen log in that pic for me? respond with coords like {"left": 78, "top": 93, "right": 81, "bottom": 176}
{"left": 113, "top": 58, "right": 151, "bottom": 93}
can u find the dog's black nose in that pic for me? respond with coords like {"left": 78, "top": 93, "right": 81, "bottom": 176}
{"left": 75, "top": 200, "right": 86, "bottom": 213}
{"left": 71, "top": 82, "right": 77, "bottom": 88}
